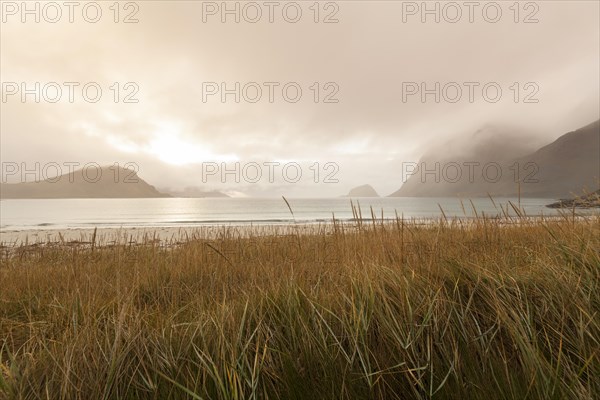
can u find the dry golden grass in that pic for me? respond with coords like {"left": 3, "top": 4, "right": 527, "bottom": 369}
{"left": 0, "top": 212, "right": 599, "bottom": 399}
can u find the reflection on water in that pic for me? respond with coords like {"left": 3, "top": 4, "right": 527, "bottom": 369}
{"left": 0, "top": 197, "right": 579, "bottom": 231}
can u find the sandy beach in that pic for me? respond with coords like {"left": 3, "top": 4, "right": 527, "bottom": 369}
{"left": 0, "top": 223, "right": 337, "bottom": 246}
{"left": 0, "top": 227, "right": 196, "bottom": 246}
{"left": 2, "top": 213, "right": 595, "bottom": 247}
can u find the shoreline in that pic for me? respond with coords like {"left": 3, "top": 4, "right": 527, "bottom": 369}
{"left": 1, "top": 213, "right": 597, "bottom": 246}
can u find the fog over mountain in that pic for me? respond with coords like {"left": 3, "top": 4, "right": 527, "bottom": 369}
{"left": 513, "top": 120, "right": 600, "bottom": 197}
{"left": 392, "top": 120, "right": 600, "bottom": 198}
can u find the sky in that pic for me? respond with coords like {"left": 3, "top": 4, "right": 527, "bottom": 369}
{"left": 1, "top": 0, "right": 599, "bottom": 197}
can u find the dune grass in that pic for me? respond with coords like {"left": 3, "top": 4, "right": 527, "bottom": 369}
{"left": 0, "top": 212, "right": 599, "bottom": 399}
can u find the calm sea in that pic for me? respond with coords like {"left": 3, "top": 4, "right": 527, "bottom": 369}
{"left": 0, "top": 197, "right": 578, "bottom": 231}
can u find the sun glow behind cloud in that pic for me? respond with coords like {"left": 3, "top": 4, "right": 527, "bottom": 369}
{"left": 79, "top": 118, "right": 239, "bottom": 166}
{"left": 146, "top": 121, "right": 238, "bottom": 166}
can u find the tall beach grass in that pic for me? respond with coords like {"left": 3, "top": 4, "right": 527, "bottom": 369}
{"left": 0, "top": 210, "right": 599, "bottom": 399}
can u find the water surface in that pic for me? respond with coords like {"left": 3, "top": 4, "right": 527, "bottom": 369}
{"left": 0, "top": 197, "right": 577, "bottom": 231}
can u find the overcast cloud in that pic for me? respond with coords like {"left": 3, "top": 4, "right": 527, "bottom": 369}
{"left": 1, "top": 1, "right": 598, "bottom": 196}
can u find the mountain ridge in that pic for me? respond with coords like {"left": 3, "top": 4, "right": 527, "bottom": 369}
{"left": 390, "top": 120, "right": 600, "bottom": 198}
{"left": 0, "top": 166, "right": 170, "bottom": 199}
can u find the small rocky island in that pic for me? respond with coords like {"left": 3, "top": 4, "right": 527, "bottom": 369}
{"left": 546, "top": 189, "right": 600, "bottom": 208}
{"left": 345, "top": 184, "right": 379, "bottom": 197}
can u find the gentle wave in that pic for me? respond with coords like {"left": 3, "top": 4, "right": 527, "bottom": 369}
{"left": 0, "top": 197, "right": 582, "bottom": 232}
